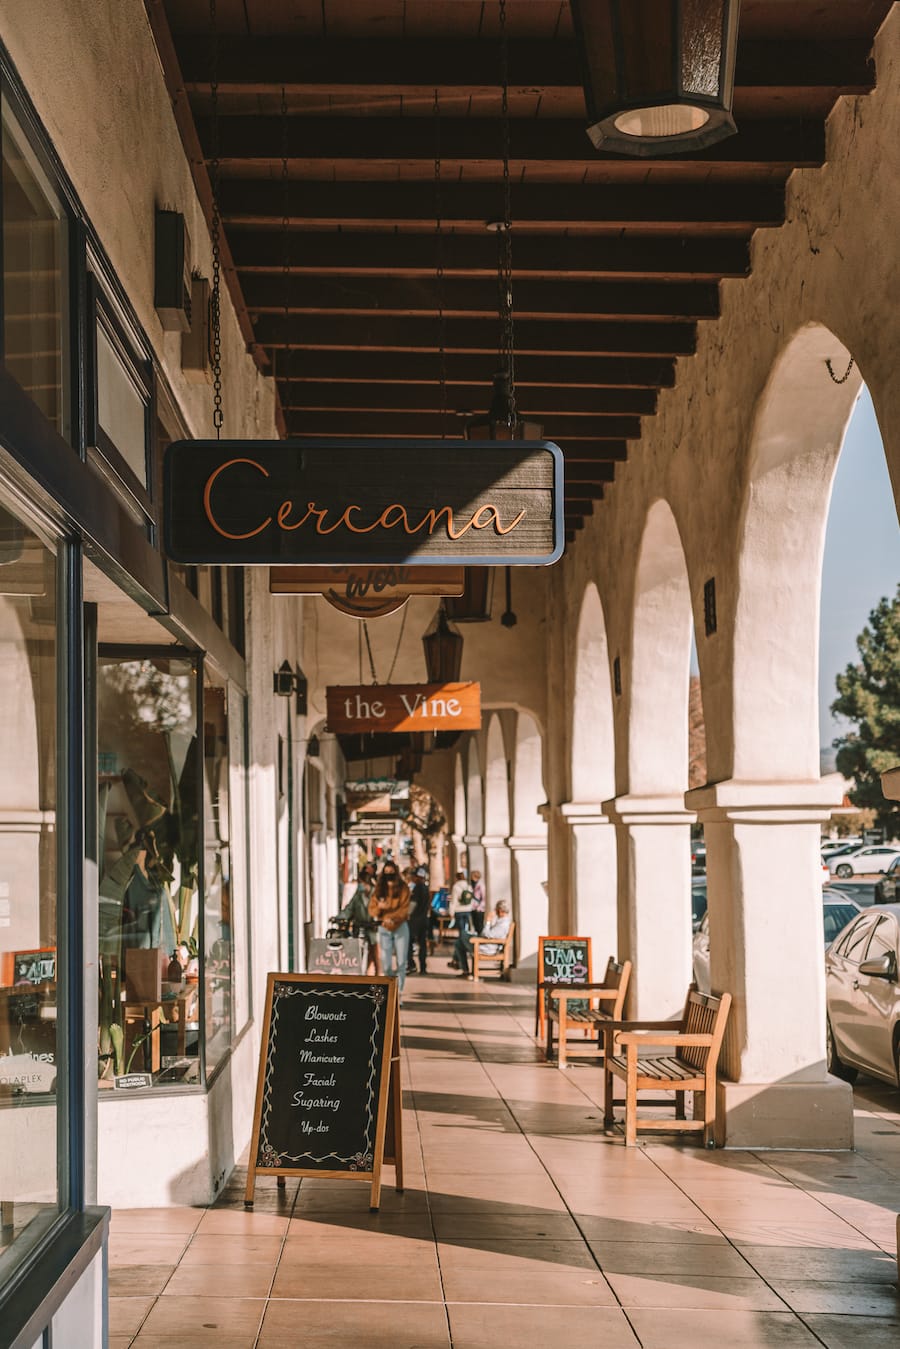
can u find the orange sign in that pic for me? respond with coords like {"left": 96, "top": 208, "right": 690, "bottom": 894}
{"left": 326, "top": 683, "right": 482, "bottom": 735}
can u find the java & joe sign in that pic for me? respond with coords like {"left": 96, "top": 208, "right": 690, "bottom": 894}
{"left": 164, "top": 438, "right": 563, "bottom": 566}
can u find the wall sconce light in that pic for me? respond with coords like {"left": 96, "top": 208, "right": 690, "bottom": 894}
{"left": 273, "top": 660, "right": 308, "bottom": 714}
{"left": 570, "top": 0, "right": 740, "bottom": 157}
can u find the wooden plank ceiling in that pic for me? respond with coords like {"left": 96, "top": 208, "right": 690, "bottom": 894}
{"left": 150, "top": 0, "right": 890, "bottom": 541}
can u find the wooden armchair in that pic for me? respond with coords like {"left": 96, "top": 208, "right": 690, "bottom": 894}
{"left": 471, "top": 922, "right": 516, "bottom": 981}
{"left": 544, "top": 957, "right": 632, "bottom": 1069}
{"left": 601, "top": 988, "right": 732, "bottom": 1147}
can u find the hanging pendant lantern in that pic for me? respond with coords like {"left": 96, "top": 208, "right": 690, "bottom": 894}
{"left": 422, "top": 604, "right": 464, "bottom": 683}
{"left": 465, "top": 371, "right": 544, "bottom": 443}
{"left": 570, "top": 0, "right": 741, "bottom": 157}
{"left": 445, "top": 568, "right": 494, "bottom": 624}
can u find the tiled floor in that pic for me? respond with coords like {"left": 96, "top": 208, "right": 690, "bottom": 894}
{"left": 109, "top": 974, "right": 900, "bottom": 1347}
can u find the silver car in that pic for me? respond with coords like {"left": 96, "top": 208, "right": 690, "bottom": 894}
{"left": 694, "top": 891, "right": 860, "bottom": 997}
{"left": 825, "top": 902, "right": 900, "bottom": 1085}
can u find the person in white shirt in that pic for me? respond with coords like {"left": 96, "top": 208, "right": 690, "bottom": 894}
{"left": 447, "top": 870, "right": 475, "bottom": 969}
{"left": 452, "top": 900, "right": 511, "bottom": 979}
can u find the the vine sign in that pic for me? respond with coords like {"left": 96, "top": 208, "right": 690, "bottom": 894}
{"left": 244, "top": 973, "right": 402, "bottom": 1210}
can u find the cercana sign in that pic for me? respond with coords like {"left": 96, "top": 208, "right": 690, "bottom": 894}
{"left": 326, "top": 682, "right": 481, "bottom": 735}
{"left": 164, "top": 439, "right": 563, "bottom": 566}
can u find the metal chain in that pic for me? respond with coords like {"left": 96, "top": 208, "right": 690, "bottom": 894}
{"left": 209, "top": 0, "right": 224, "bottom": 437}
{"left": 499, "top": 0, "right": 516, "bottom": 425}
{"left": 386, "top": 603, "right": 410, "bottom": 683}
{"left": 825, "top": 356, "right": 855, "bottom": 384}
{"left": 362, "top": 620, "right": 379, "bottom": 684}
{"left": 433, "top": 87, "right": 449, "bottom": 438}
{"left": 281, "top": 85, "right": 291, "bottom": 426}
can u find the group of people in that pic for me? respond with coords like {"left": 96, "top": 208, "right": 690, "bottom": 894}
{"left": 337, "top": 858, "right": 512, "bottom": 996}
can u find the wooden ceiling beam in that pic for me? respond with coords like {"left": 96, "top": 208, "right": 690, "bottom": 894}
{"left": 177, "top": 37, "right": 875, "bottom": 97}
{"left": 219, "top": 180, "right": 785, "bottom": 231}
{"left": 201, "top": 116, "right": 824, "bottom": 170}
{"left": 281, "top": 383, "right": 657, "bottom": 416}
{"left": 243, "top": 275, "right": 720, "bottom": 321}
{"left": 230, "top": 232, "right": 750, "bottom": 281}
{"left": 285, "top": 411, "right": 641, "bottom": 439}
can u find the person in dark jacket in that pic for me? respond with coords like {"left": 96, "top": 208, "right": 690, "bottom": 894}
{"left": 406, "top": 866, "right": 431, "bottom": 975}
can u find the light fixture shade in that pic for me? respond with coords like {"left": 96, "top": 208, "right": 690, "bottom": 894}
{"left": 465, "top": 372, "right": 544, "bottom": 442}
{"left": 422, "top": 605, "right": 464, "bottom": 683}
{"left": 570, "top": 0, "right": 740, "bottom": 157}
{"left": 445, "top": 569, "right": 493, "bottom": 623}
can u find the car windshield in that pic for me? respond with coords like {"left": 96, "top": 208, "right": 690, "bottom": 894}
{"left": 691, "top": 884, "right": 707, "bottom": 926}
{"left": 823, "top": 904, "right": 862, "bottom": 945}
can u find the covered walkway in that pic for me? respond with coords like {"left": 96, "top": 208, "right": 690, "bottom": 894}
{"left": 109, "top": 978, "right": 900, "bottom": 1348}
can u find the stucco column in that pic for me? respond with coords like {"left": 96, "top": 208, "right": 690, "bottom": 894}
{"left": 540, "top": 803, "right": 571, "bottom": 933}
{"left": 604, "top": 794, "right": 695, "bottom": 1019}
{"left": 450, "top": 832, "right": 466, "bottom": 874}
{"left": 686, "top": 780, "right": 853, "bottom": 1148}
{"left": 559, "top": 802, "right": 618, "bottom": 960}
{"left": 463, "top": 833, "right": 485, "bottom": 877}
{"left": 481, "top": 833, "right": 513, "bottom": 910}
{"left": 507, "top": 834, "right": 548, "bottom": 975}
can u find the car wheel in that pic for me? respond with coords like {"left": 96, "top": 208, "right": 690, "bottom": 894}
{"left": 826, "top": 1018, "right": 857, "bottom": 1083}
{"left": 835, "top": 864, "right": 853, "bottom": 879}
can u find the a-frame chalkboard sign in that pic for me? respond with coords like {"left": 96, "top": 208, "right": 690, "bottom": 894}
{"left": 534, "top": 935, "right": 593, "bottom": 1037}
{"left": 244, "top": 973, "right": 403, "bottom": 1211}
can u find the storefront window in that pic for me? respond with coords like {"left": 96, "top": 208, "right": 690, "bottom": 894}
{"left": 97, "top": 655, "right": 201, "bottom": 1087}
{"left": 0, "top": 500, "right": 60, "bottom": 1274}
{"left": 203, "top": 669, "right": 233, "bottom": 1075}
{"left": 1, "top": 103, "right": 69, "bottom": 440}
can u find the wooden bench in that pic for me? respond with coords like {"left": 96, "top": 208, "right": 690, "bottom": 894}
{"left": 601, "top": 989, "right": 732, "bottom": 1147}
{"left": 471, "top": 922, "right": 515, "bottom": 981}
{"left": 544, "top": 958, "right": 632, "bottom": 1069}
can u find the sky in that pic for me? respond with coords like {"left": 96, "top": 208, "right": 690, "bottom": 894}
{"left": 819, "top": 387, "right": 900, "bottom": 758}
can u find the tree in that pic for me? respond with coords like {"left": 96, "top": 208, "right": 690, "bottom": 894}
{"left": 832, "top": 586, "right": 900, "bottom": 835}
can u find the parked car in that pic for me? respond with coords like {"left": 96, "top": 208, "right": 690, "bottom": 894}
{"left": 691, "top": 841, "right": 706, "bottom": 874}
{"left": 874, "top": 854, "right": 900, "bottom": 904}
{"left": 691, "top": 878, "right": 707, "bottom": 931}
{"left": 821, "top": 841, "right": 861, "bottom": 862}
{"left": 693, "top": 890, "right": 860, "bottom": 995}
{"left": 827, "top": 846, "right": 900, "bottom": 879}
{"left": 825, "top": 902, "right": 900, "bottom": 1085}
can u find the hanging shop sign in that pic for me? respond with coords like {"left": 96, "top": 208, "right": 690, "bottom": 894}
{"left": 326, "top": 682, "right": 481, "bottom": 735}
{"left": 345, "top": 778, "right": 410, "bottom": 796}
{"left": 344, "top": 819, "right": 400, "bottom": 839}
{"left": 164, "top": 439, "right": 563, "bottom": 567}
{"left": 244, "top": 973, "right": 402, "bottom": 1210}
{"left": 270, "top": 564, "right": 466, "bottom": 619}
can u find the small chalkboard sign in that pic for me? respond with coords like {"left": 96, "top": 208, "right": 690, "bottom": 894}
{"left": 535, "top": 935, "right": 593, "bottom": 1037}
{"left": 307, "top": 936, "right": 366, "bottom": 975}
{"left": 245, "top": 973, "right": 402, "bottom": 1211}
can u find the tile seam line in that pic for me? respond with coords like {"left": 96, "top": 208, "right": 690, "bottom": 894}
{"left": 401, "top": 1019, "right": 455, "bottom": 1349}
{"left": 438, "top": 979, "right": 644, "bottom": 1346}
{"left": 251, "top": 1169, "right": 299, "bottom": 1347}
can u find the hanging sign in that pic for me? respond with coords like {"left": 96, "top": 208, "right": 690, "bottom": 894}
{"left": 345, "top": 819, "right": 400, "bottom": 839}
{"left": 270, "top": 566, "right": 465, "bottom": 620}
{"left": 326, "top": 682, "right": 481, "bottom": 735}
{"left": 164, "top": 439, "right": 563, "bottom": 567}
{"left": 245, "top": 973, "right": 402, "bottom": 1210}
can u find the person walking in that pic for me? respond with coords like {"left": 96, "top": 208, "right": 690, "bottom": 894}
{"left": 407, "top": 866, "right": 431, "bottom": 975}
{"left": 447, "top": 870, "right": 475, "bottom": 970}
{"left": 470, "top": 870, "right": 486, "bottom": 935}
{"left": 336, "top": 868, "right": 379, "bottom": 973}
{"left": 369, "top": 861, "right": 411, "bottom": 1000}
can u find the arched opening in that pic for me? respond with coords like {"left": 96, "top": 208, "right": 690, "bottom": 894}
{"left": 618, "top": 499, "right": 695, "bottom": 1014}
{"left": 568, "top": 582, "right": 618, "bottom": 951}
{"left": 482, "top": 714, "right": 512, "bottom": 920}
{"left": 464, "top": 736, "right": 485, "bottom": 879}
{"left": 511, "top": 711, "right": 548, "bottom": 970}
{"left": 734, "top": 323, "right": 863, "bottom": 780}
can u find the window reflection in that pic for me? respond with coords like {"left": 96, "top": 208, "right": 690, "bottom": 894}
{"left": 0, "top": 500, "right": 59, "bottom": 1271}
{"left": 97, "top": 657, "right": 201, "bottom": 1087}
{"left": 2, "top": 107, "right": 69, "bottom": 439}
{"left": 203, "top": 672, "right": 232, "bottom": 1075}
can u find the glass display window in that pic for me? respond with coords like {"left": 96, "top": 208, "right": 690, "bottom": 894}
{"left": 97, "top": 653, "right": 201, "bottom": 1088}
{"left": 1, "top": 101, "right": 70, "bottom": 442}
{"left": 0, "top": 492, "right": 61, "bottom": 1279}
{"left": 203, "top": 667, "right": 233, "bottom": 1076}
